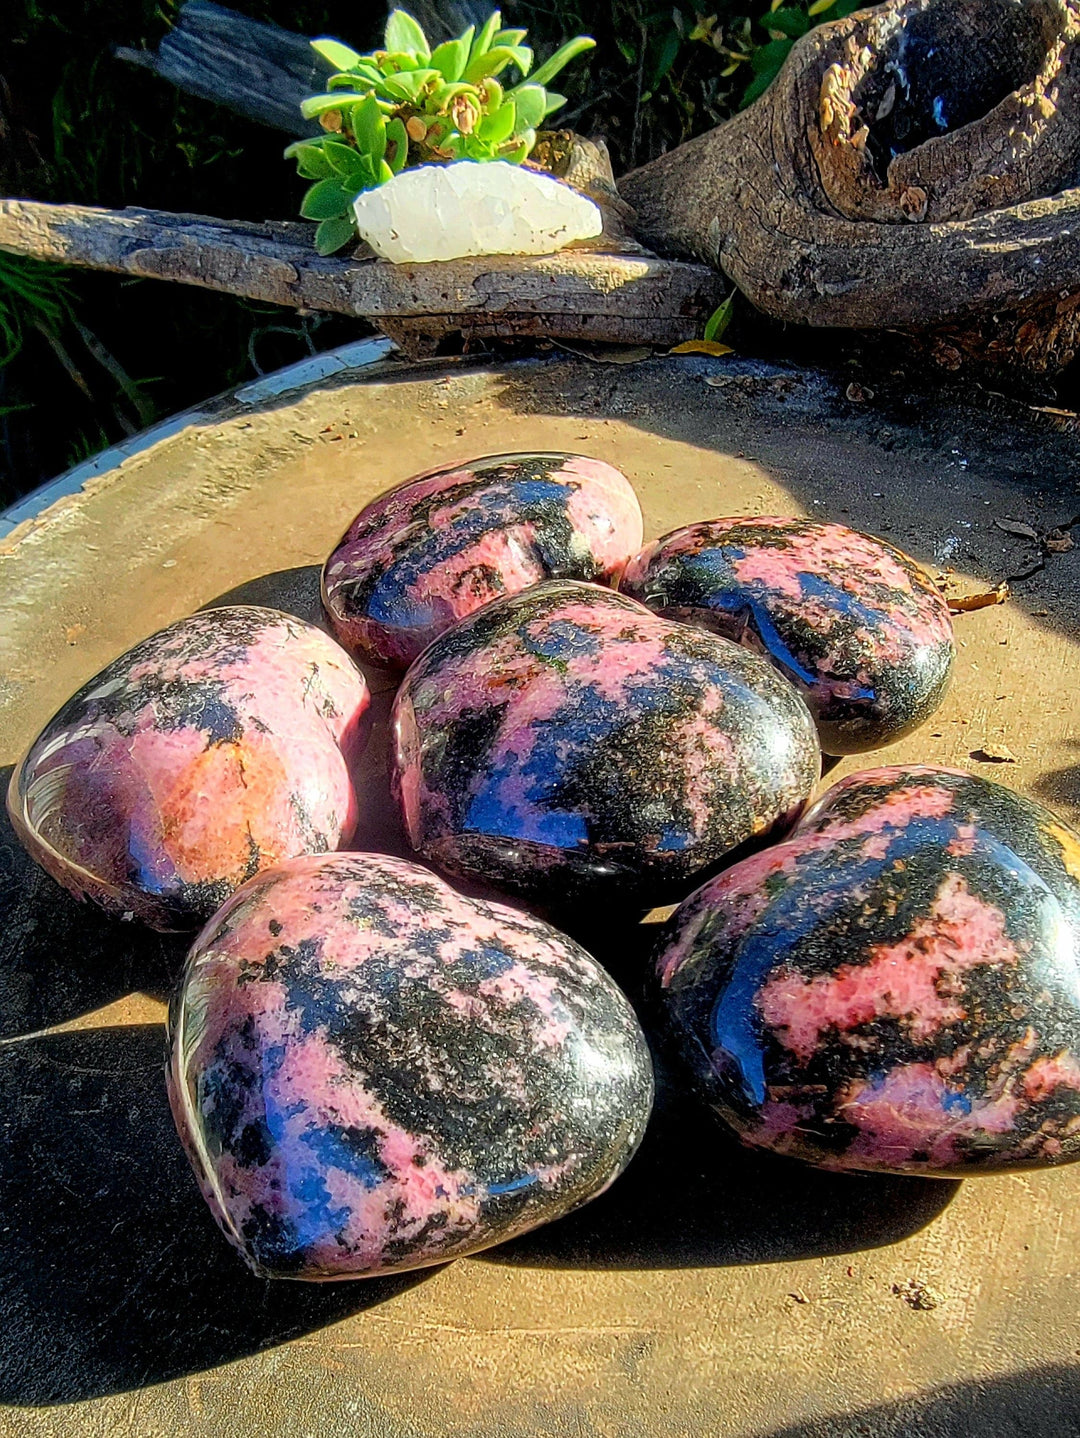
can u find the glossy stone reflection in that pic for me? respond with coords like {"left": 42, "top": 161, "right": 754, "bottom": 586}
{"left": 657, "top": 765, "right": 1080, "bottom": 1176}
{"left": 392, "top": 579, "right": 820, "bottom": 908}
{"left": 621, "top": 517, "right": 955, "bottom": 754}
{"left": 322, "top": 452, "right": 643, "bottom": 668}
{"left": 168, "top": 853, "right": 654, "bottom": 1279}
{"left": 8, "top": 606, "right": 369, "bottom": 931}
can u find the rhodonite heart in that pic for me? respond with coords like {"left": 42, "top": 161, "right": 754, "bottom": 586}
{"left": 8, "top": 606, "right": 369, "bottom": 930}
{"left": 621, "top": 517, "right": 955, "bottom": 755}
{"left": 391, "top": 579, "right": 821, "bottom": 908}
{"left": 656, "top": 765, "right": 1080, "bottom": 1176}
{"left": 322, "top": 452, "right": 643, "bottom": 668}
{"left": 167, "top": 852, "right": 654, "bottom": 1278}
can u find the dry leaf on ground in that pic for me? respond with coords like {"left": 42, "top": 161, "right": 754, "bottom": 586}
{"left": 946, "top": 582, "right": 1010, "bottom": 613}
{"left": 669, "top": 340, "right": 734, "bottom": 357}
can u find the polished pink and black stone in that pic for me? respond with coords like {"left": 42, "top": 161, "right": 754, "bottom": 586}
{"left": 168, "top": 852, "right": 654, "bottom": 1279}
{"left": 322, "top": 452, "right": 643, "bottom": 668}
{"left": 655, "top": 765, "right": 1080, "bottom": 1176}
{"left": 7, "top": 606, "right": 369, "bottom": 931}
{"left": 391, "top": 579, "right": 821, "bottom": 909}
{"left": 621, "top": 517, "right": 955, "bottom": 755}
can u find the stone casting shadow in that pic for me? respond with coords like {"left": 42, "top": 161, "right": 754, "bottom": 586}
{"left": 757, "top": 1363, "right": 1080, "bottom": 1437}
{"left": 0, "top": 567, "right": 404, "bottom": 1044}
{"left": 481, "top": 1046, "right": 958, "bottom": 1271}
{"left": 0, "top": 765, "right": 188, "bottom": 1038}
{"left": 0, "top": 1024, "right": 428, "bottom": 1407}
{"left": 0, "top": 559, "right": 955, "bottom": 1390}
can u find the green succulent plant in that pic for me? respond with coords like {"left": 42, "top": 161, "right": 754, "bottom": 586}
{"left": 288, "top": 9, "right": 597, "bottom": 255}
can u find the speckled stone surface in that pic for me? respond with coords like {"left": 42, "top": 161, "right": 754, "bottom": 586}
{"left": 322, "top": 453, "right": 643, "bottom": 668}
{"left": 168, "top": 852, "right": 654, "bottom": 1280}
{"left": 621, "top": 517, "right": 955, "bottom": 754}
{"left": 656, "top": 764, "right": 1080, "bottom": 1177}
{"left": 392, "top": 579, "right": 820, "bottom": 908}
{"left": 7, "top": 607, "right": 369, "bottom": 931}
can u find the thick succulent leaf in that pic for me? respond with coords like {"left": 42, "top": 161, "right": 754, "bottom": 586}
{"left": 478, "top": 98, "right": 516, "bottom": 145}
{"left": 507, "top": 45, "right": 533, "bottom": 76}
{"left": 529, "top": 36, "right": 595, "bottom": 89}
{"left": 346, "top": 155, "right": 378, "bottom": 192}
{"left": 285, "top": 141, "right": 333, "bottom": 180}
{"left": 470, "top": 12, "right": 501, "bottom": 61}
{"left": 385, "top": 117, "right": 409, "bottom": 173}
{"left": 310, "top": 38, "right": 364, "bottom": 71}
{"left": 463, "top": 42, "right": 534, "bottom": 84}
{"left": 508, "top": 83, "right": 545, "bottom": 131}
{"left": 300, "top": 177, "right": 352, "bottom": 220}
{"left": 314, "top": 214, "right": 358, "bottom": 255}
{"left": 327, "top": 73, "right": 372, "bottom": 92}
{"left": 350, "top": 95, "right": 387, "bottom": 161}
{"left": 543, "top": 91, "right": 567, "bottom": 116}
{"left": 378, "top": 69, "right": 439, "bottom": 101}
{"left": 431, "top": 80, "right": 477, "bottom": 110}
{"left": 384, "top": 10, "right": 430, "bottom": 61}
{"left": 381, "top": 51, "right": 421, "bottom": 72}
{"left": 321, "top": 139, "right": 364, "bottom": 175}
{"left": 431, "top": 34, "right": 471, "bottom": 82}
{"left": 300, "top": 93, "right": 367, "bottom": 119}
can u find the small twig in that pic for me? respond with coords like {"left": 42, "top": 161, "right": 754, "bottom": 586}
{"left": 630, "top": 20, "right": 647, "bottom": 171}
{"left": 31, "top": 320, "right": 92, "bottom": 400}
{"left": 1007, "top": 558, "right": 1046, "bottom": 583}
{"left": 73, "top": 320, "right": 156, "bottom": 427}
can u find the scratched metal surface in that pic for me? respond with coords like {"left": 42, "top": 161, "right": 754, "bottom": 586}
{"left": 3, "top": 354, "right": 1080, "bottom": 1436}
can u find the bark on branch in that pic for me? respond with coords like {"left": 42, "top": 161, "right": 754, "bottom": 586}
{"left": 0, "top": 199, "right": 726, "bottom": 354}
{"left": 115, "top": 0, "right": 330, "bottom": 135}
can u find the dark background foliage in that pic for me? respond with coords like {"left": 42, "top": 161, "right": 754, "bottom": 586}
{"left": 0, "top": 0, "right": 841, "bottom": 506}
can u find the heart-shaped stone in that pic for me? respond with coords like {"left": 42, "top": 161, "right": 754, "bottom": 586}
{"left": 392, "top": 579, "right": 820, "bottom": 908}
{"left": 8, "top": 606, "right": 369, "bottom": 930}
{"left": 322, "top": 453, "right": 643, "bottom": 668}
{"left": 622, "top": 518, "right": 955, "bottom": 754}
{"left": 168, "top": 852, "right": 654, "bottom": 1278}
{"left": 657, "top": 765, "right": 1080, "bottom": 1176}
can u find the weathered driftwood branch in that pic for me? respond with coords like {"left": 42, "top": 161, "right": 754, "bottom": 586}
{"left": 621, "top": 0, "right": 1080, "bottom": 372}
{"left": 116, "top": 0, "right": 330, "bottom": 135}
{"left": 0, "top": 199, "right": 726, "bottom": 355}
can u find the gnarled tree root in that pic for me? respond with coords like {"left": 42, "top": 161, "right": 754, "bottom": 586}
{"left": 620, "top": 0, "right": 1080, "bottom": 373}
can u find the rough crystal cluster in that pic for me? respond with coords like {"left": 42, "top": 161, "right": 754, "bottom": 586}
{"left": 352, "top": 161, "right": 603, "bottom": 263}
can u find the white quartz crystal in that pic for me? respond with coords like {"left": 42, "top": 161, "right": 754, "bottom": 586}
{"left": 352, "top": 161, "right": 603, "bottom": 264}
